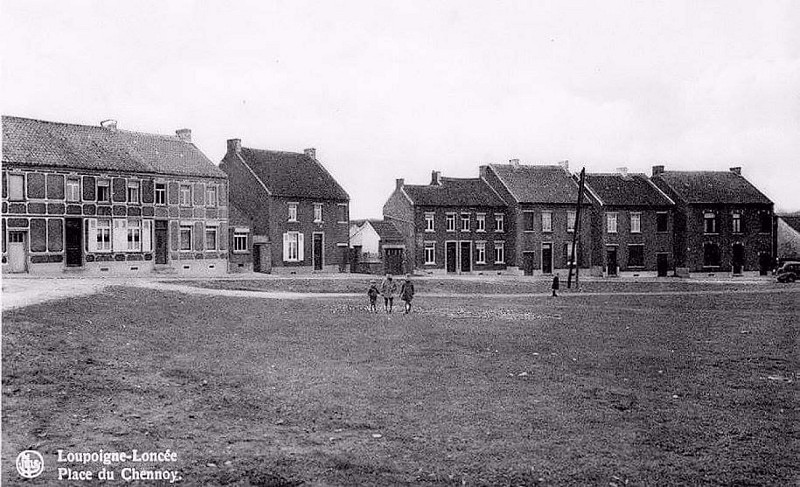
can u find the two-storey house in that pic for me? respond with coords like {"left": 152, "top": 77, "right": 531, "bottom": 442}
{"left": 651, "top": 166, "right": 774, "bottom": 276}
{"left": 583, "top": 168, "right": 675, "bottom": 277}
{"left": 220, "top": 140, "right": 350, "bottom": 273}
{"left": 383, "top": 171, "right": 508, "bottom": 274}
{"left": 481, "top": 160, "right": 593, "bottom": 276}
{"left": 2, "top": 116, "right": 229, "bottom": 276}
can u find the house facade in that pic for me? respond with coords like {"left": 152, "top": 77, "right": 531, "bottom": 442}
{"left": 220, "top": 140, "right": 350, "bottom": 273}
{"left": 651, "top": 166, "right": 774, "bottom": 275}
{"left": 2, "top": 116, "right": 228, "bottom": 276}
{"left": 228, "top": 204, "right": 254, "bottom": 273}
{"left": 481, "top": 161, "right": 593, "bottom": 276}
{"left": 583, "top": 169, "right": 675, "bottom": 277}
{"left": 776, "top": 215, "right": 800, "bottom": 262}
{"left": 349, "top": 219, "right": 405, "bottom": 275}
{"left": 383, "top": 171, "right": 508, "bottom": 274}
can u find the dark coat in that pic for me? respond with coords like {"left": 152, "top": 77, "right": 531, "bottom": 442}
{"left": 368, "top": 285, "right": 379, "bottom": 299}
{"left": 552, "top": 275, "right": 560, "bottom": 290}
{"left": 400, "top": 281, "right": 415, "bottom": 301}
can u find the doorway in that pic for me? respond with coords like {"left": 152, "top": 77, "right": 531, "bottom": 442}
{"left": 155, "top": 220, "right": 168, "bottom": 264}
{"left": 313, "top": 233, "right": 324, "bottom": 270}
{"left": 446, "top": 241, "right": 457, "bottom": 273}
{"left": 523, "top": 251, "right": 535, "bottom": 276}
{"left": 656, "top": 253, "right": 669, "bottom": 277}
{"left": 606, "top": 246, "right": 618, "bottom": 276}
{"left": 541, "top": 243, "right": 553, "bottom": 274}
{"left": 7, "top": 231, "right": 27, "bottom": 273}
{"left": 459, "top": 241, "right": 472, "bottom": 273}
{"left": 65, "top": 218, "right": 83, "bottom": 267}
{"left": 384, "top": 248, "right": 404, "bottom": 275}
{"left": 732, "top": 243, "right": 744, "bottom": 275}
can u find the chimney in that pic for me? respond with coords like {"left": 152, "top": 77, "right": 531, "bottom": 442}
{"left": 175, "top": 128, "right": 191, "bottom": 142}
{"left": 479, "top": 165, "right": 489, "bottom": 178}
{"left": 100, "top": 119, "right": 118, "bottom": 131}
{"left": 304, "top": 148, "right": 316, "bottom": 159}
{"left": 652, "top": 165, "right": 665, "bottom": 176}
{"left": 509, "top": 158, "right": 520, "bottom": 167}
{"left": 431, "top": 170, "right": 442, "bottom": 185}
{"left": 616, "top": 166, "right": 629, "bottom": 178}
{"left": 227, "top": 138, "right": 242, "bottom": 155}
{"left": 558, "top": 160, "right": 570, "bottom": 172}
{"left": 396, "top": 178, "right": 405, "bottom": 190}
{"left": 729, "top": 166, "right": 742, "bottom": 176}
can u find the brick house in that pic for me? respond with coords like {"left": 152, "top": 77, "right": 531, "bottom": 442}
{"left": 220, "top": 140, "right": 350, "bottom": 273}
{"left": 481, "top": 161, "right": 593, "bottom": 276}
{"left": 383, "top": 171, "right": 508, "bottom": 274}
{"left": 583, "top": 168, "right": 675, "bottom": 277}
{"left": 651, "top": 166, "right": 774, "bottom": 276}
{"left": 349, "top": 219, "right": 406, "bottom": 275}
{"left": 227, "top": 204, "right": 254, "bottom": 273}
{"left": 2, "top": 115, "right": 229, "bottom": 276}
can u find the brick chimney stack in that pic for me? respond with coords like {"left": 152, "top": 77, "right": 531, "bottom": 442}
{"left": 616, "top": 166, "right": 629, "bottom": 179}
{"left": 304, "top": 148, "right": 316, "bottom": 159}
{"left": 175, "top": 128, "right": 191, "bottom": 142}
{"left": 227, "top": 138, "right": 242, "bottom": 155}
{"left": 431, "top": 170, "right": 442, "bottom": 185}
{"left": 396, "top": 178, "right": 405, "bottom": 190}
{"left": 729, "top": 166, "right": 742, "bottom": 176}
{"left": 558, "top": 160, "right": 570, "bottom": 172}
{"left": 479, "top": 165, "right": 489, "bottom": 179}
{"left": 509, "top": 158, "right": 520, "bottom": 167}
{"left": 652, "top": 165, "right": 665, "bottom": 176}
{"left": 100, "top": 119, "right": 118, "bottom": 131}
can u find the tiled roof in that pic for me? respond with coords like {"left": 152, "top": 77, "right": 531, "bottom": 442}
{"left": 365, "top": 219, "right": 404, "bottom": 242}
{"left": 2, "top": 115, "right": 225, "bottom": 178}
{"left": 584, "top": 173, "right": 673, "bottom": 207}
{"left": 655, "top": 171, "right": 772, "bottom": 205}
{"left": 402, "top": 177, "right": 506, "bottom": 207}
{"left": 779, "top": 215, "right": 800, "bottom": 234}
{"left": 489, "top": 164, "right": 584, "bottom": 204}
{"left": 238, "top": 148, "right": 349, "bottom": 201}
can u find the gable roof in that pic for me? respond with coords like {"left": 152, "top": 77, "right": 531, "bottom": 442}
{"left": 402, "top": 177, "right": 506, "bottom": 207}
{"left": 584, "top": 173, "right": 673, "bottom": 207}
{"left": 655, "top": 171, "right": 772, "bottom": 205}
{"left": 236, "top": 147, "right": 349, "bottom": 201}
{"left": 489, "top": 164, "right": 585, "bottom": 204}
{"left": 2, "top": 115, "right": 225, "bottom": 178}
{"left": 779, "top": 216, "right": 800, "bottom": 234}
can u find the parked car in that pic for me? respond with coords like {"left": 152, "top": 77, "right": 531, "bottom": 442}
{"left": 775, "top": 261, "right": 800, "bottom": 282}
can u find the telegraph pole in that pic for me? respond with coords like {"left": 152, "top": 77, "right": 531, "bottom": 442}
{"left": 567, "top": 167, "right": 586, "bottom": 289}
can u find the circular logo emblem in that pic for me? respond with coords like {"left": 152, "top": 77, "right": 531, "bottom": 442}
{"left": 16, "top": 450, "right": 44, "bottom": 479}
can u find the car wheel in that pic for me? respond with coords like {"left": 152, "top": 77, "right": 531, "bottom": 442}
{"left": 788, "top": 275, "right": 797, "bottom": 283}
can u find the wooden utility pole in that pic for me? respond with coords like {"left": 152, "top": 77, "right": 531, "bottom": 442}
{"left": 567, "top": 167, "right": 586, "bottom": 289}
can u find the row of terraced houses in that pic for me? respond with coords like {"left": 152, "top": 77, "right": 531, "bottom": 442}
{"left": 2, "top": 115, "right": 780, "bottom": 278}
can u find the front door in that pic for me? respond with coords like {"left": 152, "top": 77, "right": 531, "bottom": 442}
{"left": 460, "top": 241, "right": 471, "bottom": 273}
{"left": 313, "top": 233, "right": 324, "bottom": 270}
{"left": 541, "top": 243, "right": 552, "bottom": 274}
{"left": 65, "top": 218, "right": 83, "bottom": 267}
{"left": 732, "top": 243, "right": 744, "bottom": 274}
{"left": 7, "top": 231, "right": 27, "bottom": 273}
{"left": 606, "top": 247, "right": 618, "bottom": 276}
{"left": 385, "top": 248, "right": 404, "bottom": 275}
{"left": 523, "top": 252, "right": 535, "bottom": 276}
{"left": 657, "top": 253, "right": 669, "bottom": 277}
{"left": 446, "top": 242, "right": 457, "bottom": 273}
{"left": 758, "top": 252, "right": 771, "bottom": 276}
{"left": 155, "top": 220, "right": 169, "bottom": 265}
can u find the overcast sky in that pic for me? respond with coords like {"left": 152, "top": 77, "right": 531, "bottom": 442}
{"left": 2, "top": 0, "right": 798, "bottom": 217}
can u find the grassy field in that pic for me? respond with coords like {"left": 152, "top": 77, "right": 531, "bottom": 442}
{"left": 2, "top": 284, "right": 798, "bottom": 485}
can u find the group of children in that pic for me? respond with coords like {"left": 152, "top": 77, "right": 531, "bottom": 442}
{"left": 367, "top": 273, "right": 415, "bottom": 314}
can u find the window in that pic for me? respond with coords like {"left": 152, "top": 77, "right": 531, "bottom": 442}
{"left": 288, "top": 203, "right": 298, "bottom": 222}
{"left": 704, "top": 212, "right": 717, "bottom": 234}
{"left": 759, "top": 212, "right": 772, "bottom": 233}
{"left": 127, "top": 181, "right": 140, "bottom": 203}
{"left": 180, "top": 225, "right": 192, "bottom": 250}
{"left": 703, "top": 242, "right": 721, "bottom": 267}
{"left": 494, "top": 213, "right": 505, "bottom": 232}
{"left": 494, "top": 242, "right": 505, "bottom": 264}
{"left": 476, "top": 213, "right": 486, "bottom": 232}
{"left": 523, "top": 211, "right": 535, "bottom": 232}
{"left": 95, "top": 219, "right": 112, "bottom": 252}
{"left": 127, "top": 219, "right": 142, "bottom": 251}
{"left": 567, "top": 211, "right": 576, "bottom": 233}
{"left": 732, "top": 212, "right": 742, "bottom": 234}
{"left": 337, "top": 204, "right": 348, "bottom": 223}
{"left": 541, "top": 211, "right": 552, "bottom": 233}
{"left": 97, "top": 180, "right": 111, "bottom": 202}
{"left": 461, "top": 213, "right": 470, "bottom": 232}
{"left": 180, "top": 185, "right": 192, "bottom": 206}
{"left": 630, "top": 213, "right": 641, "bottom": 234}
{"left": 284, "top": 231, "right": 303, "bottom": 261}
{"left": 425, "top": 212, "right": 435, "bottom": 232}
{"left": 656, "top": 212, "right": 669, "bottom": 232}
{"left": 314, "top": 203, "right": 323, "bottom": 223}
{"left": 155, "top": 183, "right": 166, "bottom": 205}
{"left": 446, "top": 213, "right": 456, "bottom": 232}
{"left": 206, "top": 185, "right": 218, "bottom": 207}
{"left": 607, "top": 212, "right": 618, "bottom": 234}
{"left": 205, "top": 226, "right": 218, "bottom": 250}
{"left": 628, "top": 244, "right": 644, "bottom": 267}
{"left": 475, "top": 242, "right": 486, "bottom": 264}
{"left": 66, "top": 178, "right": 81, "bottom": 202}
{"left": 8, "top": 174, "right": 25, "bottom": 200}
{"left": 233, "top": 232, "right": 249, "bottom": 252}
{"left": 424, "top": 241, "right": 436, "bottom": 264}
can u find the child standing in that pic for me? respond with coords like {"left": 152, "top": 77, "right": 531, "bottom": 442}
{"left": 551, "top": 272, "right": 560, "bottom": 297}
{"left": 380, "top": 273, "right": 397, "bottom": 313}
{"left": 400, "top": 274, "right": 415, "bottom": 314}
{"left": 367, "top": 280, "right": 380, "bottom": 312}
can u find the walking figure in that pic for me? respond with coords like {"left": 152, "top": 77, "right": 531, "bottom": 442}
{"left": 367, "top": 280, "right": 380, "bottom": 312}
{"left": 552, "top": 272, "right": 560, "bottom": 297}
{"left": 380, "top": 273, "right": 397, "bottom": 313}
{"left": 400, "top": 274, "right": 415, "bottom": 314}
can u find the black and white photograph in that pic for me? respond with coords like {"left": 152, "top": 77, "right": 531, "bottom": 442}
{"left": 1, "top": 0, "right": 798, "bottom": 485}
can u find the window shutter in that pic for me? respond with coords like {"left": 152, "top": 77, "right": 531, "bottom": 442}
{"left": 142, "top": 220, "right": 153, "bottom": 252}
{"left": 113, "top": 219, "right": 128, "bottom": 251}
{"left": 297, "top": 233, "right": 305, "bottom": 261}
{"left": 87, "top": 219, "right": 98, "bottom": 252}
{"left": 282, "top": 232, "right": 290, "bottom": 261}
